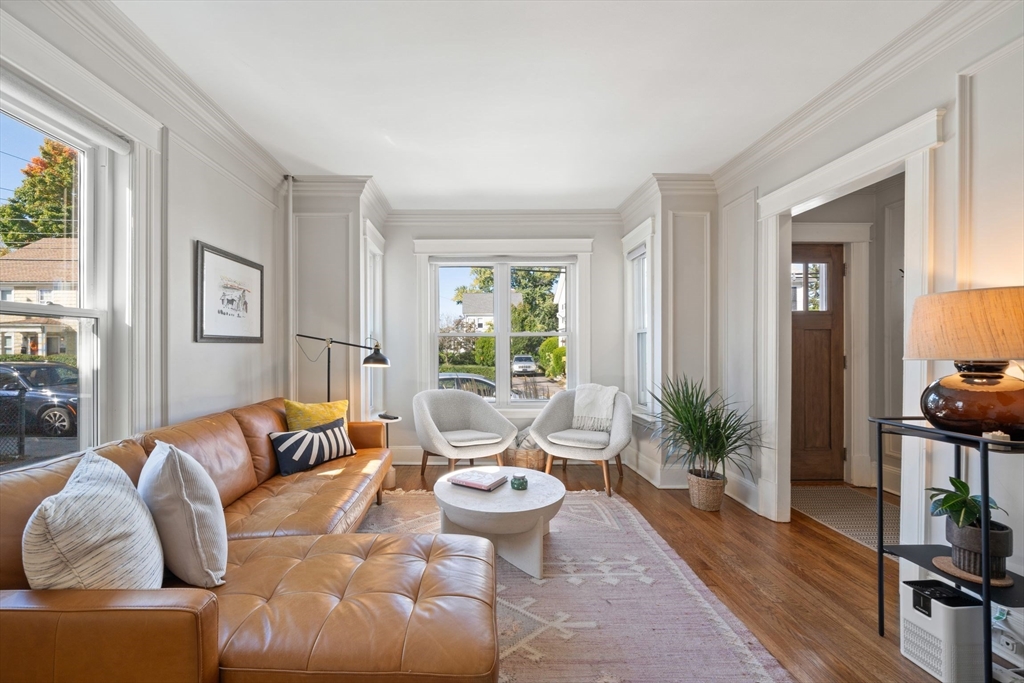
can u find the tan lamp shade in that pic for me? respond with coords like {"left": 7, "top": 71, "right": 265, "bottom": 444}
{"left": 905, "top": 286, "right": 1024, "bottom": 360}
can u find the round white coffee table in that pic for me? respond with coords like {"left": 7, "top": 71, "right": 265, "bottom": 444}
{"left": 434, "top": 466, "right": 565, "bottom": 578}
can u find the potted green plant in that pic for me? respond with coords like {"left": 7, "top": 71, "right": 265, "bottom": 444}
{"left": 927, "top": 476, "right": 1013, "bottom": 579}
{"left": 650, "top": 377, "right": 760, "bottom": 512}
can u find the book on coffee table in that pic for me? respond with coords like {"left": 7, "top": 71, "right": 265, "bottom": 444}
{"left": 449, "top": 471, "right": 508, "bottom": 491}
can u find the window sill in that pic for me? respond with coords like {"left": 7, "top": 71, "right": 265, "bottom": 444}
{"left": 631, "top": 410, "right": 656, "bottom": 427}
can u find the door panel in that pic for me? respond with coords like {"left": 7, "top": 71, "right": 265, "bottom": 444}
{"left": 791, "top": 244, "right": 845, "bottom": 481}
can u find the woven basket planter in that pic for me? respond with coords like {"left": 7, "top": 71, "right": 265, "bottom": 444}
{"left": 688, "top": 470, "right": 726, "bottom": 512}
{"left": 504, "top": 447, "right": 547, "bottom": 471}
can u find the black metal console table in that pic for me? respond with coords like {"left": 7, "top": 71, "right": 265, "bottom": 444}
{"left": 870, "top": 417, "right": 1024, "bottom": 683}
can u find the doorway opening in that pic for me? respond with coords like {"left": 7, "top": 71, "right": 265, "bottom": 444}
{"left": 788, "top": 173, "right": 906, "bottom": 548}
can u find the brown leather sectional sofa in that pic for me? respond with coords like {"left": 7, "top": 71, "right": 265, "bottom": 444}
{"left": 0, "top": 398, "right": 499, "bottom": 683}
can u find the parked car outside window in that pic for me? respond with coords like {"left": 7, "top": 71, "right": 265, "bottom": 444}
{"left": 511, "top": 355, "right": 539, "bottom": 377}
{"left": 0, "top": 362, "right": 79, "bottom": 437}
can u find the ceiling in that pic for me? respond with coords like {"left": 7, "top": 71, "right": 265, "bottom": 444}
{"left": 113, "top": 0, "right": 942, "bottom": 210}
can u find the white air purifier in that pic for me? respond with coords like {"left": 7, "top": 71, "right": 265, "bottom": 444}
{"left": 901, "top": 580, "right": 984, "bottom": 682}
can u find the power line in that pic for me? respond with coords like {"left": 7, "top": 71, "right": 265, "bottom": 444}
{"left": 0, "top": 151, "right": 32, "bottom": 164}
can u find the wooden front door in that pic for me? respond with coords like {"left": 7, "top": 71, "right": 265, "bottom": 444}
{"left": 791, "top": 244, "right": 845, "bottom": 481}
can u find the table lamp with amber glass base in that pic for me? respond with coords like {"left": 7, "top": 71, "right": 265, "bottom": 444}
{"left": 905, "top": 286, "right": 1024, "bottom": 440}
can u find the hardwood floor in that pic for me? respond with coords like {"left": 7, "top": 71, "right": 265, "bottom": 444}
{"left": 396, "top": 464, "right": 931, "bottom": 683}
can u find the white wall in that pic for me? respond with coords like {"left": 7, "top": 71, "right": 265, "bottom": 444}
{"left": 715, "top": 4, "right": 1024, "bottom": 573}
{"left": 1, "top": 2, "right": 289, "bottom": 429}
{"left": 164, "top": 135, "right": 286, "bottom": 420}
{"left": 380, "top": 212, "right": 624, "bottom": 464}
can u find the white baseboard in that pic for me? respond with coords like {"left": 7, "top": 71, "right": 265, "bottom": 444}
{"left": 882, "top": 463, "right": 901, "bottom": 496}
{"left": 621, "top": 444, "right": 689, "bottom": 489}
{"left": 725, "top": 473, "right": 759, "bottom": 512}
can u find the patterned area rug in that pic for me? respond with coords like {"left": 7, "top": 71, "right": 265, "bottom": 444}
{"left": 359, "top": 490, "right": 793, "bottom": 683}
{"left": 791, "top": 485, "right": 900, "bottom": 550}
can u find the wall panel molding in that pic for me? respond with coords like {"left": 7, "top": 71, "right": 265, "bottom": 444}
{"left": 955, "top": 36, "right": 1024, "bottom": 288}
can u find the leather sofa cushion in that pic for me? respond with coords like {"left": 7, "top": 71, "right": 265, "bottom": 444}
{"left": 0, "top": 441, "right": 148, "bottom": 591}
{"left": 223, "top": 449, "right": 391, "bottom": 539}
{"left": 215, "top": 533, "right": 498, "bottom": 683}
{"left": 138, "top": 412, "right": 258, "bottom": 508}
{"left": 230, "top": 399, "right": 288, "bottom": 485}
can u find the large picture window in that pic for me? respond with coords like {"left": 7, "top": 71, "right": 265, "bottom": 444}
{"left": 0, "top": 109, "right": 102, "bottom": 470}
{"left": 434, "top": 262, "right": 570, "bottom": 407}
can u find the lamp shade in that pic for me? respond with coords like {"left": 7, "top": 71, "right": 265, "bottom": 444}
{"left": 361, "top": 343, "right": 390, "bottom": 367}
{"left": 905, "top": 286, "right": 1024, "bottom": 361}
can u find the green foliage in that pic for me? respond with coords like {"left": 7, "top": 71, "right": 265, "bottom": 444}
{"left": 650, "top": 376, "right": 759, "bottom": 480}
{"left": 927, "top": 477, "right": 1006, "bottom": 528}
{"left": 0, "top": 139, "right": 78, "bottom": 248}
{"left": 452, "top": 267, "right": 494, "bottom": 304}
{"left": 475, "top": 336, "right": 495, "bottom": 366}
{"left": 0, "top": 354, "right": 77, "bottom": 367}
{"left": 538, "top": 336, "right": 559, "bottom": 370}
{"left": 548, "top": 346, "right": 566, "bottom": 378}
{"left": 439, "top": 365, "right": 496, "bottom": 381}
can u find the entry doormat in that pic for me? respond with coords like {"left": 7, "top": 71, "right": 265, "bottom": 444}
{"left": 791, "top": 485, "right": 900, "bottom": 551}
{"left": 359, "top": 490, "right": 793, "bottom": 683}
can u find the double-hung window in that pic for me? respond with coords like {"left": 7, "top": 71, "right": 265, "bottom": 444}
{"left": 623, "top": 218, "right": 653, "bottom": 410}
{"left": 0, "top": 106, "right": 106, "bottom": 468}
{"left": 433, "top": 260, "right": 571, "bottom": 408}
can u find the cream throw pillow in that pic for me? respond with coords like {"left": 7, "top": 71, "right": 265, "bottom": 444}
{"left": 138, "top": 441, "right": 228, "bottom": 587}
{"left": 22, "top": 451, "right": 164, "bottom": 590}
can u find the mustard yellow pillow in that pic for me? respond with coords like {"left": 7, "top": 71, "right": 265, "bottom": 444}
{"left": 284, "top": 399, "right": 349, "bottom": 431}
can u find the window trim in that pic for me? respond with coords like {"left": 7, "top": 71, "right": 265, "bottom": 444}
{"left": 623, "top": 218, "right": 654, "bottom": 413}
{"left": 360, "top": 219, "right": 385, "bottom": 419}
{"left": 415, "top": 239, "right": 592, "bottom": 418}
{"left": 0, "top": 89, "right": 114, "bottom": 450}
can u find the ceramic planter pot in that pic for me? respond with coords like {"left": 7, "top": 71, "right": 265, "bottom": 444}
{"left": 688, "top": 470, "right": 726, "bottom": 512}
{"left": 945, "top": 516, "right": 1013, "bottom": 579}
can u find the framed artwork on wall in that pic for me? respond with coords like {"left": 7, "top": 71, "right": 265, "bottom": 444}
{"left": 194, "top": 241, "right": 264, "bottom": 343}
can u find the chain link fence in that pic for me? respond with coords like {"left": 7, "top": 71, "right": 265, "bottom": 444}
{"left": 0, "top": 390, "right": 27, "bottom": 467}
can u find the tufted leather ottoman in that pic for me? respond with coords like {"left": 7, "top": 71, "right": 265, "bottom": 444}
{"left": 214, "top": 533, "right": 499, "bottom": 683}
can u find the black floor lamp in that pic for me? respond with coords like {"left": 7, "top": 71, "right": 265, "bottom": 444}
{"left": 295, "top": 333, "right": 389, "bottom": 402}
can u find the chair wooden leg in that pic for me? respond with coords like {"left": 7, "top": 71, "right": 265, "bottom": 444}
{"left": 544, "top": 454, "right": 553, "bottom": 474}
{"left": 496, "top": 452, "right": 504, "bottom": 466}
{"left": 469, "top": 459, "right": 475, "bottom": 466}
{"left": 615, "top": 454, "right": 623, "bottom": 478}
{"left": 376, "top": 485, "right": 383, "bottom": 506}
{"left": 448, "top": 458, "right": 456, "bottom": 473}
{"left": 562, "top": 457, "right": 567, "bottom": 472}
{"left": 421, "top": 451, "right": 429, "bottom": 476}
{"left": 600, "top": 460, "right": 611, "bottom": 497}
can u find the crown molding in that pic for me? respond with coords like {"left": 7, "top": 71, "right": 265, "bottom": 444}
{"left": 617, "top": 176, "right": 660, "bottom": 225}
{"left": 291, "top": 175, "right": 373, "bottom": 197}
{"left": 39, "top": 0, "right": 287, "bottom": 190}
{"left": 386, "top": 209, "right": 622, "bottom": 231}
{"left": 711, "top": 0, "right": 1017, "bottom": 192}
{"left": 651, "top": 173, "right": 717, "bottom": 196}
{"left": 360, "top": 177, "right": 393, "bottom": 220}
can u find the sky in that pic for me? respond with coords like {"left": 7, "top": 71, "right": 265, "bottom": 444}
{"left": 1, "top": 112, "right": 48, "bottom": 205}
{"left": 438, "top": 266, "right": 473, "bottom": 322}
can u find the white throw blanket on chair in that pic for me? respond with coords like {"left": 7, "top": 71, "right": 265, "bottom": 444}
{"left": 572, "top": 383, "right": 619, "bottom": 432}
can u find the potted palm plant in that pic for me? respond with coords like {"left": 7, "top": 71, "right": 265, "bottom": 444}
{"left": 927, "top": 476, "right": 1013, "bottom": 579}
{"left": 650, "top": 377, "right": 760, "bottom": 512}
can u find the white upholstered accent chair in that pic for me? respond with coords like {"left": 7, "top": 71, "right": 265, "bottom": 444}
{"left": 413, "top": 390, "right": 518, "bottom": 473}
{"left": 530, "top": 389, "right": 633, "bottom": 496}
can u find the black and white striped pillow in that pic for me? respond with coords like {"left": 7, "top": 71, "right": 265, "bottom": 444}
{"left": 269, "top": 416, "right": 356, "bottom": 476}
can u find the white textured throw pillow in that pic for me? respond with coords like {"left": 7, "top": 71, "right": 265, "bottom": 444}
{"left": 22, "top": 451, "right": 164, "bottom": 590}
{"left": 138, "top": 441, "right": 228, "bottom": 587}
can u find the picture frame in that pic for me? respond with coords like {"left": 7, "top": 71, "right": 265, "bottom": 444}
{"left": 194, "top": 241, "right": 264, "bottom": 343}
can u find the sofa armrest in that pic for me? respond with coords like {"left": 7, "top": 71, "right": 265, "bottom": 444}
{"left": 0, "top": 588, "right": 218, "bottom": 683}
{"left": 348, "top": 421, "right": 386, "bottom": 450}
